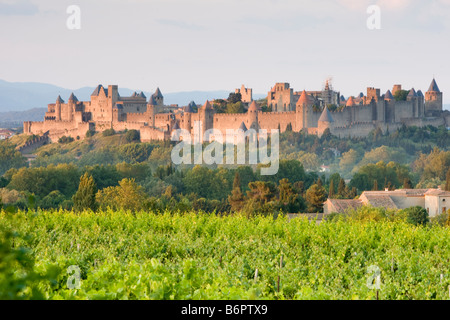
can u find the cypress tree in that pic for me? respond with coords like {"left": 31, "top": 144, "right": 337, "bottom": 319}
{"left": 228, "top": 172, "right": 245, "bottom": 212}
{"left": 446, "top": 168, "right": 450, "bottom": 192}
{"left": 403, "top": 178, "right": 412, "bottom": 189}
{"left": 338, "top": 178, "right": 346, "bottom": 197}
{"left": 73, "top": 173, "right": 98, "bottom": 212}
{"left": 328, "top": 179, "right": 335, "bottom": 199}
{"left": 373, "top": 180, "right": 378, "bottom": 191}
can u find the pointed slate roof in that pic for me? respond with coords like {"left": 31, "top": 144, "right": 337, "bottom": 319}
{"left": 138, "top": 91, "right": 146, "bottom": 99}
{"left": 318, "top": 106, "right": 334, "bottom": 123}
{"left": 91, "top": 84, "right": 104, "bottom": 96}
{"left": 184, "top": 104, "right": 195, "bottom": 113}
{"left": 188, "top": 101, "right": 197, "bottom": 108}
{"left": 239, "top": 122, "right": 248, "bottom": 131}
{"left": 408, "top": 88, "right": 417, "bottom": 97}
{"left": 417, "top": 90, "right": 424, "bottom": 97}
{"left": 56, "top": 95, "right": 64, "bottom": 103}
{"left": 68, "top": 93, "right": 78, "bottom": 102}
{"left": 340, "top": 95, "right": 346, "bottom": 101}
{"left": 152, "top": 87, "right": 163, "bottom": 98}
{"left": 384, "top": 90, "right": 394, "bottom": 100}
{"left": 428, "top": 78, "right": 440, "bottom": 92}
{"left": 359, "top": 92, "right": 364, "bottom": 98}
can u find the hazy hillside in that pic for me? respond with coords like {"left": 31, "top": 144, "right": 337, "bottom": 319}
{"left": 0, "top": 79, "right": 265, "bottom": 112}
{"left": 0, "top": 108, "right": 47, "bottom": 128}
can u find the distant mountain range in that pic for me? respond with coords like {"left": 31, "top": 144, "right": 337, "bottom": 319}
{"left": 0, "top": 79, "right": 266, "bottom": 113}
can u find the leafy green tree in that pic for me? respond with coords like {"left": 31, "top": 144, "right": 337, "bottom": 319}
{"left": 73, "top": 172, "right": 98, "bottom": 212}
{"left": 40, "top": 190, "right": 66, "bottom": 209}
{"left": 0, "top": 141, "right": 27, "bottom": 176}
{"left": 246, "top": 181, "right": 277, "bottom": 203}
{"left": 226, "top": 101, "right": 245, "bottom": 114}
{"left": 278, "top": 178, "right": 305, "bottom": 213}
{"left": 228, "top": 92, "right": 242, "bottom": 104}
{"left": 305, "top": 183, "right": 327, "bottom": 213}
{"left": 8, "top": 164, "right": 80, "bottom": 198}
{"left": 393, "top": 89, "right": 409, "bottom": 101}
{"left": 339, "top": 149, "right": 361, "bottom": 175}
{"left": 96, "top": 178, "right": 147, "bottom": 212}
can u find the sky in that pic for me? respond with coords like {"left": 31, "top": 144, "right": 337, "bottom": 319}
{"left": 0, "top": 0, "right": 450, "bottom": 102}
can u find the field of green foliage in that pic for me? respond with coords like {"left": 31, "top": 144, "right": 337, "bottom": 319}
{"left": 2, "top": 209, "right": 450, "bottom": 300}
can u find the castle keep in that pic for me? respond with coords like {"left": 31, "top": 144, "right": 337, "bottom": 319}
{"left": 24, "top": 79, "right": 449, "bottom": 143}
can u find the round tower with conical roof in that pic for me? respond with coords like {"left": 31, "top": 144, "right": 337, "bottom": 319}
{"left": 199, "top": 100, "right": 214, "bottom": 142}
{"left": 247, "top": 101, "right": 258, "bottom": 130}
{"left": 295, "top": 90, "right": 313, "bottom": 131}
{"left": 55, "top": 95, "right": 63, "bottom": 121}
{"left": 68, "top": 93, "right": 78, "bottom": 122}
{"left": 318, "top": 106, "right": 334, "bottom": 137}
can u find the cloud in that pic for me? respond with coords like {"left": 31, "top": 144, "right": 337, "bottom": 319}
{"left": 0, "top": 0, "right": 39, "bottom": 16}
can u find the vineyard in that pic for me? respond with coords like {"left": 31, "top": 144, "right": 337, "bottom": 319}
{"left": 1, "top": 209, "right": 450, "bottom": 300}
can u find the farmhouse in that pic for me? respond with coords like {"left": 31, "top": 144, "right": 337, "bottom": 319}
{"left": 324, "top": 188, "right": 450, "bottom": 217}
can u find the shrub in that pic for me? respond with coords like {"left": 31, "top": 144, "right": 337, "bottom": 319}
{"left": 85, "top": 130, "right": 95, "bottom": 138}
{"left": 400, "top": 206, "right": 429, "bottom": 226}
{"left": 102, "top": 129, "right": 116, "bottom": 137}
{"left": 58, "top": 136, "right": 74, "bottom": 144}
{"left": 124, "top": 130, "right": 140, "bottom": 143}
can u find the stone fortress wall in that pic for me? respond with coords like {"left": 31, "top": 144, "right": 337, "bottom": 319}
{"left": 23, "top": 79, "right": 449, "bottom": 144}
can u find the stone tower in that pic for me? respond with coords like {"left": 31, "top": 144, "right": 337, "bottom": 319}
{"left": 425, "top": 78, "right": 443, "bottom": 116}
{"left": 296, "top": 90, "right": 313, "bottom": 131}
{"left": 68, "top": 93, "right": 78, "bottom": 122}
{"left": 246, "top": 101, "right": 258, "bottom": 130}
{"left": 151, "top": 88, "right": 164, "bottom": 107}
{"left": 198, "top": 100, "right": 214, "bottom": 142}
{"left": 55, "top": 95, "right": 63, "bottom": 121}
{"left": 183, "top": 102, "right": 195, "bottom": 132}
{"left": 236, "top": 85, "right": 253, "bottom": 104}
{"left": 318, "top": 105, "right": 334, "bottom": 137}
{"left": 392, "top": 84, "right": 402, "bottom": 96}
